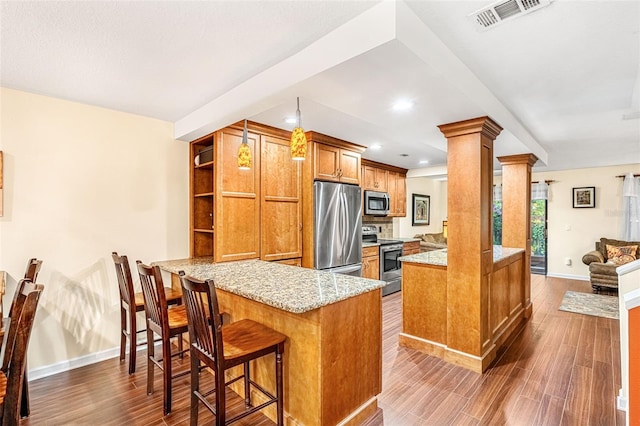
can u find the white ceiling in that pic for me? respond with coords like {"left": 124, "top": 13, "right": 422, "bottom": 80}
{"left": 1, "top": 0, "right": 639, "bottom": 173}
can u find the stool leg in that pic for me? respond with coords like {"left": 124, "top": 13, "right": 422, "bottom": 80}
{"left": 244, "top": 361, "right": 251, "bottom": 407}
{"left": 215, "top": 367, "right": 226, "bottom": 426}
{"left": 128, "top": 309, "right": 137, "bottom": 374}
{"left": 162, "top": 336, "right": 172, "bottom": 415}
{"left": 120, "top": 306, "right": 127, "bottom": 362}
{"left": 276, "top": 345, "right": 284, "bottom": 426}
{"left": 190, "top": 352, "right": 199, "bottom": 426}
{"left": 146, "top": 328, "right": 155, "bottom": 395}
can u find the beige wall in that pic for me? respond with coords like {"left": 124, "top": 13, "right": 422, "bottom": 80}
{"left": 395, "top": 176, "right": 447, "bottom": 238}
{"left": 399, "top": 163, "right": 639, "bottom": 279}
{"left": 529, "top": 164, "right": 640, "bottom": 279}
{"left": 0, "top": 88, "right": 189, "bottom": 373}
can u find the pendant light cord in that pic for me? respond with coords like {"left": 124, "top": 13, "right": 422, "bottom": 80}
{"left": 296, "top": 97, "right": 302, "bottom": 128}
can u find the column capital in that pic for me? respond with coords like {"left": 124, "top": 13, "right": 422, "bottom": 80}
{"left": 438, "top": 116, "right": 502, "bottom": 140}
{"left": 497, "top": 153, "right": 538, "bottom": 167}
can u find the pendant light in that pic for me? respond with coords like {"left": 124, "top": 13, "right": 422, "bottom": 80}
{"left": 237, "top": 119, "right": 251, "bottom": 170}
{"left": 290, "top": 97, "right": 307, "bottom": 160}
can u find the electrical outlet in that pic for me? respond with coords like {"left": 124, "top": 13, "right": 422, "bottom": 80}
{"left": 565, "top": 257, "right": 572, "bottom": 266}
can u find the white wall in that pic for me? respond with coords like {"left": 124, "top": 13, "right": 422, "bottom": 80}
{"left": 0, "top": 88, "right": 189, "bottom": 373}
{"left": 395, "top": 176, "right": 447, "bottom": 238}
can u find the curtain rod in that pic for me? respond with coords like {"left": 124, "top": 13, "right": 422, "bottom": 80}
{"left": 616, "top": 174, "right": 640, "bottom": 178}
{"left": 531, "top": 180, "right": 555, "bottom": 184}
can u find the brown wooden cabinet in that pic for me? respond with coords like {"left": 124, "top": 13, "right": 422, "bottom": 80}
{"left": 402, "top": 240, "right": 420, "bottom": 256}
{"left": 388, "top": 171, "right": 407, "bottom": 217}
{"left": 362, "top": 165, "right": 388, "bottom": 192}
{"left": 260, "top": 134, "right": 302, "bottom": 262}
{"left": 313, "top": 141, "right": 361, "bottom": 185}
{"left": 190, "top": 122, "right": 302, "bottom": 264}
{"left": 362, "top": 245, "right": 380, "bottom": 280}
{"left": 361, "top": 159, "right": 407, "bottom": 217}
{"left": 214, "top": 127, "right": 261, "bottom": 262}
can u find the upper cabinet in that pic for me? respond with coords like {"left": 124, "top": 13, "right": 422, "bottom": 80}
{"left": 308, "top": 132, "right": 364, "bottom": 185}
{"left": 361, "top": 159, "right": 407, "bottom": 217}
{"left": 362, "top": 165, "right": 388, "bottom": 192}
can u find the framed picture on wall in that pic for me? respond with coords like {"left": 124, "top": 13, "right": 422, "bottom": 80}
{"left": 572, "top": 186, "right": 595, "bottom": 208}
{"left": 412, "top": 193, "right": 430, "bottom": 225}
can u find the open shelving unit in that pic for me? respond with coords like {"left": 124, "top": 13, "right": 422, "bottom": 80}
{"left": 190, "top": 134, "right": 214, "bottom": 257}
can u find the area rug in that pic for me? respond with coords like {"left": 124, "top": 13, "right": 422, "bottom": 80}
{"left": 558, "top": 291, "right": 619, "bottom": 320}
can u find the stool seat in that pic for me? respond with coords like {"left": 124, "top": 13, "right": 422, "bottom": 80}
{"left": 133, "top": 287, "right": 182, "bottom": 310}
{"left": 222, "top": 319, "right": 287, "bottom": 364}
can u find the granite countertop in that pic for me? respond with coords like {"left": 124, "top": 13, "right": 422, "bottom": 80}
{"left": 395, "top": 237, "right": 421, "bottom": 243}
{"left": 152, "top": 258, "right": 385, "bottom": 314}
{"left": 398, "top": 246, "right": 524, "bottom": 266}
{"left": 362, "top": 242, "right": 380, "bottom": 248}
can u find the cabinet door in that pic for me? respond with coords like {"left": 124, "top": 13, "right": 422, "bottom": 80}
{"left": 362, "top": 165, "right": 377, "bottom": 190}
{"left": 339, "top": 149, "right": 361, "bottom": 185}
{"left": 375, "top": 168, "right": 388, "bottom": 192}
{"left": 215, "top": 128, "right": 260, "bottom": 262}
{"left": 314, "top": 144, "right": 340, "bottom": 182}
{"left": 396, "top": 172, "right": 406, "bottom": 216}
{"left": 365, "top": 255, "right": 380, "bottom": 279}
{"left": 261, "top": 135, "right": 302, "bottom": 261}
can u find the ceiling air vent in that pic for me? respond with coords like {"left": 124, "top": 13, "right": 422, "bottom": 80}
{"left": 469, "top": 0, "right": 551, "bottom": 30}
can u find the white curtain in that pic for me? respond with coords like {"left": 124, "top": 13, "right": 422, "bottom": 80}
{"left": 531, "top": 182, "right": 549, "bottom": 200}
{"left": 621, "top": 173, "right": 640, "bottom": 241}
{"left": 493, "top": 184, "right": 502, "bottom": 202}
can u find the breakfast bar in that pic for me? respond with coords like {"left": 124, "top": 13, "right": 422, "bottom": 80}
{"left": 153, "top": 257, "right": 385, "bottom": 426}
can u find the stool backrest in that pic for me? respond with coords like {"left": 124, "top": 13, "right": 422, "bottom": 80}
{"left": 1, "top": 281, "right": 43, "bottom": 425}
{"left": 136, "top": 262, "right": 168, "bottom": 330}
{"left": 112, "top": 252, "right": 135, "bottom": 306}
{"left": 2, "top": 279, "right": 33, "bottom": 371}
{"left": 178, "top": 272, "right": 223, "bottom": 363}
{"left": 23, "top": 258, "right": 42, "bottom": 283}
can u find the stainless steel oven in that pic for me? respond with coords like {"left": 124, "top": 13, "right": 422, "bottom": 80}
{"left": 379, "top": 242, "right": 403, "bottom": 296}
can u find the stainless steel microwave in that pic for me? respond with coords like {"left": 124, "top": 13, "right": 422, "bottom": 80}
{"left": 364, "top": 190, "right": 390, "bottom": 216}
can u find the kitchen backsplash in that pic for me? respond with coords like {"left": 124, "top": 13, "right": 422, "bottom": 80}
{"left": 363, "top": 217, "right": 393, "bottom": 239}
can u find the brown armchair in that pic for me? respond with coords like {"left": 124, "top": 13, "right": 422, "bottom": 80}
{"left": 414, "top": 232, "right": 447, "bottom": 252}
{"left": 582, "top": 237, "right": 640, "bottom": 292}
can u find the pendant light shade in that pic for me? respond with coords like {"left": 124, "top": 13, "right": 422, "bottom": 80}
{"left": 290, "top": 97, "right": 307, "bottom": 160}
{"left": 237, "top": 119, "right": 251, "bottom": 170}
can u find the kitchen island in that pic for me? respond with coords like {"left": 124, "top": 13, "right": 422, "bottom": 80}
{"left": 398, "top": 246, "right": 527, "bottom": 373}
{"left": 153, "top": 257, "right": 385, "bottom": 426}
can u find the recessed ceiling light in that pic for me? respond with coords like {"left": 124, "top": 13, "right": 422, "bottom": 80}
{"left": 392, "top": 100, "right": 414, "bottom": 111}
{"left": 370, "top": 144, "right": 382, "bottom": 150}
{"left": 284, "top": 117, "right": 296, "bottom": 124}
{"left": 419, "top": 160, "right": 429, "bottom": 164}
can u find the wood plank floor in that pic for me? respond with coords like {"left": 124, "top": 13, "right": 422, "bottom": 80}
{"left": 22, "top": 275, "right": 624, "bottom": 425}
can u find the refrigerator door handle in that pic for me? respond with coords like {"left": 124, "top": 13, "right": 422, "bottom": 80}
{"left": 341, "top": 191, "right": 347, "bottom": 262}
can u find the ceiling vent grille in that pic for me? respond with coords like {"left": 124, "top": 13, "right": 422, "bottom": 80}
{"left": 469, "top": 0, "right": 551, "bottom": 30}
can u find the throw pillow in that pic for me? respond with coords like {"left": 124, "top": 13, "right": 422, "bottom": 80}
{"left": 606, "top": 244, "right": 638, "bottom": 266}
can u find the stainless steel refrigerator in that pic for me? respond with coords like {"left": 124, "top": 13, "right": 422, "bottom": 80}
{"left": 314, "top": 181, "right": 362, "bottom": 276}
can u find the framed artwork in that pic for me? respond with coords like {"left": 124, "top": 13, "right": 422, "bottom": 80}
{"left": 572, "top": 186, "right": 595, "bottom": 208}
{"left": 412, "top": 193, "right": 430, "bottom": 225}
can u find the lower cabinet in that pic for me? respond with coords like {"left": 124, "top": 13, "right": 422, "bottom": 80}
{"left": 362, "top": 245, "right": 380, "bottom": 280}
{"left": 403, "top": 241, "right": 421, "bottom": 256}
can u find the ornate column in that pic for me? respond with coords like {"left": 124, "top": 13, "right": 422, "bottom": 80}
{"left": 438, "top": 116, "right": 502, "bottom": 371}
{"left": 497, "top": 154, "right": 538, "bottom": 318}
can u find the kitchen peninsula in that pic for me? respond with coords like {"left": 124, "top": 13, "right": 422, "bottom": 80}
{"left": 153, "top": 257, "right": 385, "bottom": 426}
{"left": 398, "top": 246, "right": 526, "bottom": 373}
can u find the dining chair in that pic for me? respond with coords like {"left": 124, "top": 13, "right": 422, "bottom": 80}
{"left": 179, "top": 272, "right": 286, "bottom": 426}
{"left": 136, "top": 261, "right": 188, "bottom": 415}
{"left": 0, "top": 280, "right": 43, "bottom": 426}
{"left": 112, "top": 252, "right": 182, "bottom": 374}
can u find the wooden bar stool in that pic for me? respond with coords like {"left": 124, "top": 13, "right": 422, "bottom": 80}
{"left": 136, "top": 261, "right": 189, "bottom": 415}
{"left": 0, "top": 280, "right": 43, "bottom": 426}
{"left": 112, "top": 252, "right": 182, "bottom": 374}
{"left": 179, "top": 272, "right": 286, "bottom": 426}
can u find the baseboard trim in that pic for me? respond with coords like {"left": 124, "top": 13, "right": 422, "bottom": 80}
{"left": 29, "top": 346, "right": 121, "bottom": 381}
{"left": 546, "top": 273, "right": 589, "bottom": 281}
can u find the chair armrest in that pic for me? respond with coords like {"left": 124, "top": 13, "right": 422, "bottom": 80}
{"left": 582, "top": 250, "right": 604, "bottom": 265}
